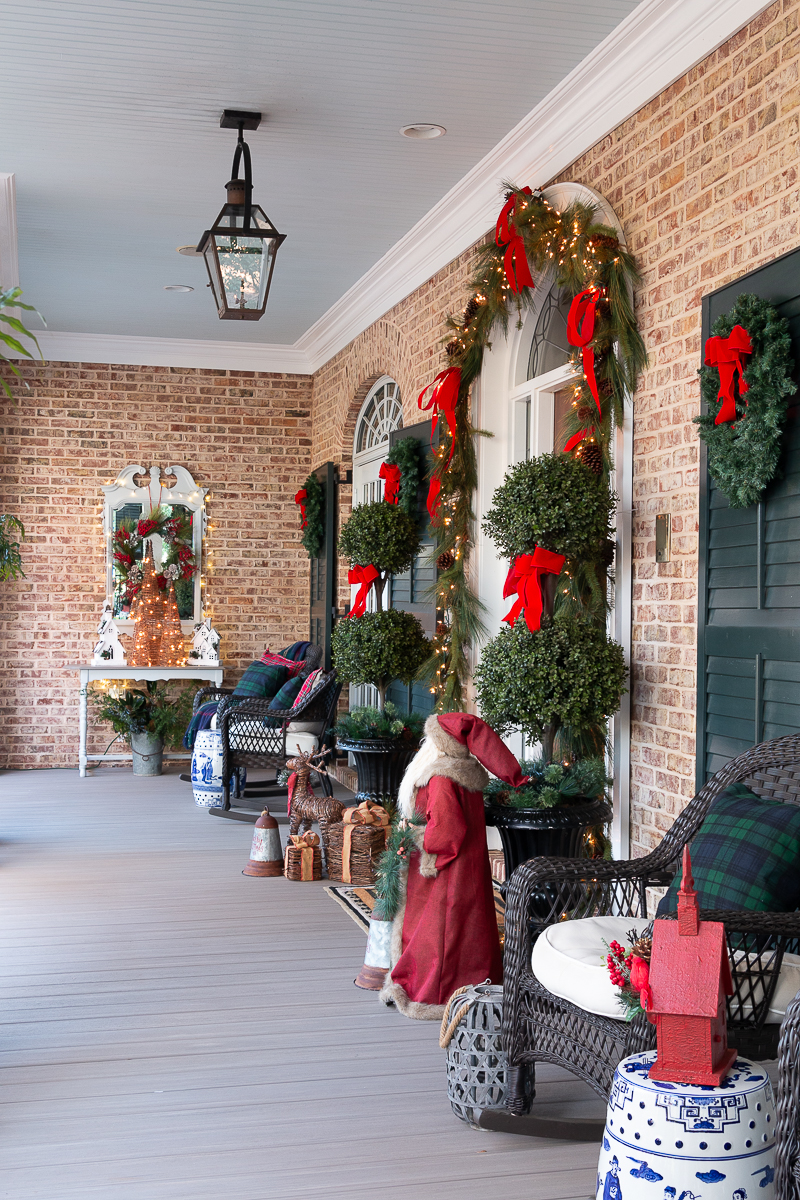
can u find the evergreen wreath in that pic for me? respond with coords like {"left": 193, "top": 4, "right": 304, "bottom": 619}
{"left": 424, "top": 186, "right": 647, "bottom": 711}
{"left": 384, "top": 436, "right": 423, "bottom": 517}
{"left": 113, "top": 506, "right": 197, "bottom": 606}
{"left": 299, "top": 472, "right": 326, "bottom": 558}
{"left": 693, "top": 293, "right": 794, "bottom": 509}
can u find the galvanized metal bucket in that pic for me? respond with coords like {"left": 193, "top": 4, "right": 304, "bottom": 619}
{"left": 130, "top": 730, "right": 164, "bottom": 776}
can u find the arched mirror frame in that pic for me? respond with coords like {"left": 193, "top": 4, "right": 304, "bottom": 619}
{"left": 101, "top": 464, "right": 208, "bottom": 632}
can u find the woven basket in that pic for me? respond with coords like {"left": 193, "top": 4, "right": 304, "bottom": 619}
{"left": 284, "top": 834, "right": 323, "bottom": 882}
{"left": 326, "top": 821, "right": 387, "bottom": 886}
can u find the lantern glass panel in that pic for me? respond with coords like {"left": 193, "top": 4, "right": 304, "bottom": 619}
{"left": 212, "top": 234, "right": 271, "bottom": 313}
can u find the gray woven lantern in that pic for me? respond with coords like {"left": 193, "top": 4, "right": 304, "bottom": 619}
{"left": 440, "top": 983, "right": 517, "bottom": 1128}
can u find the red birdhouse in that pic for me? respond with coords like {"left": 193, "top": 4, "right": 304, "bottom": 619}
{"left": 647, "top": 846, "right": 736, "bottom": 1086}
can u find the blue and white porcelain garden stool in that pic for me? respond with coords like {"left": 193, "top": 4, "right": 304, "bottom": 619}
{"left": 597, "top": 1051, "right": 775, "bottom": 1200}
{"left": 190, "top": 729, "right": 244, "bottom": 807}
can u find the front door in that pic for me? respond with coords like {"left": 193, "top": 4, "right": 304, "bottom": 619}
{"left": 697, "top": 248, "right": 800, "bottom": 786}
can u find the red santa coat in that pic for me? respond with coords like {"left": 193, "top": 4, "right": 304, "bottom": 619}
{"left": 380, "top": 713, "right": 515, "bottom": 1020}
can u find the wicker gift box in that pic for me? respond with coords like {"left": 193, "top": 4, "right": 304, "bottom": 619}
{"left": 326, "top": 801, "right": 391, "bottom": 886}
{"left": 284, "top": 832, "right": 323, "bottom": 881}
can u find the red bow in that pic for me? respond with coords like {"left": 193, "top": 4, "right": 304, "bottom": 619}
{"left": 495, "top": 188, "right": 535, "bottom": 293}
{"left": 295, "top": 488, "right": 308, "bottom": 529}
{"left": 502, "top": 548, "right": 566, "bottom": 633}
{"left": 379, "top": 462, "right": 402, "bottom": 505}
{"left": 567, "top": 288, "right": 603, "bottom": 414}
{"left": 419, "top": 367, "right": 461, "bottom": 521}
{"left": 704, "top": 324, "right": 753, "bottom": 425}
{"left": 564, "top": 427, "right": 594, "bottom": 453}
{"left": 348, "top": 564, "right": 379, "bottom": 617}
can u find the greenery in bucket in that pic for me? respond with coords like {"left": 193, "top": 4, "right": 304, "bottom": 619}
{"left": 91, "top": 681, "right": 194, "bottom": 749}
{"left": 485, "top": 756, "right": 611, "bottom": 811}
{"left": 334, "top": 702, "right": 425, "bottom": 743}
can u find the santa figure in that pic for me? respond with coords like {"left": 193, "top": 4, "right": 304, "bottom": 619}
{"left": 380, "top": 712, "right": 528, "bottom": 1019}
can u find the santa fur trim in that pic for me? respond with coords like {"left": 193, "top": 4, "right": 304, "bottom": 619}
{"left": 397, "top": 715, "right": 489, "bottom": 819}
{"left": 379, "top": 977, "right": 446, "bottom": 1021}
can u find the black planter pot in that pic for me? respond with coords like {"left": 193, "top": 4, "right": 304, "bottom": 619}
{"left": 485, "top": 797, "right": 612, "bottom": 925}
{"left": 337, "top": 737, "right": 419, "bottom": 804}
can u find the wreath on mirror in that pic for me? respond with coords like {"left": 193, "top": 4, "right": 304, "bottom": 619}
{"left": 112, "top": 506, "right": 198, "bottom": 605}
{"left": 693, "top": 293, "right": 795, "bottom": 509}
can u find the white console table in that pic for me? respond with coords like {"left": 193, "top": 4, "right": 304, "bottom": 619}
{"left": 65, "top": 664, "right": 225, "bottom": 777}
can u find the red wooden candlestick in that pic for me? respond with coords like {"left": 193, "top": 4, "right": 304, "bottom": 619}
{"left": 647, "top": 845, "right": 736, "bottom": 1086}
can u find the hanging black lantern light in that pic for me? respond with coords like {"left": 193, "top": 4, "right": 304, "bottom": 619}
{"left": 197, "top": 110, "right": 286, "bottom": 321}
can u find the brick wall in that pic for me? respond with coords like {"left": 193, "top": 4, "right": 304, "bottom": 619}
{"left": 0, "top": 363, "right": 312, "bottom": 768}
{"left": 309, "top": 0, "right": 800, "bottom": 854}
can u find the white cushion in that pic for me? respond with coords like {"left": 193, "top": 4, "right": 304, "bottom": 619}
{"left": 531, "top": 914, "right": 800, "bottom": 1024}
{"left": 284, "top": 731, "right": 319, "bottom": 755}
{"left": 531, "top": 915, "right": 650, "bottom": 1019}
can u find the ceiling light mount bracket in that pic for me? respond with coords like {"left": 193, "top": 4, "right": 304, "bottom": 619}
{"left": 219, "top": 109, "right": 262, "bottom": 131}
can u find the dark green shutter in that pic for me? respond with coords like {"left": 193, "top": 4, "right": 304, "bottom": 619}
{"left": 386, "top": 421, "right": 436, "bottom": 717}
{"left": 309, "top": 462, "right": 336, "bottom": 671}
{"left": 697, "top": 248, "right": 800, "bottom": 787}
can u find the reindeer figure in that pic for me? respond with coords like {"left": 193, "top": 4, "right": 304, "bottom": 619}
{"left": 286, "top": 747, "right": 345, "bottom": 871}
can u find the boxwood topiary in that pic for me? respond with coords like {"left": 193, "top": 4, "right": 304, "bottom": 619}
{"left": 481, "top": 452, "right": 614, "bottom": 561}
{"left": 474, "top": 618, "right": 626, "bottom": 758}
{"left": 331, "top": 608, "right": 431, "bottom": 711}
{"left": 339, "top": 500, "right": 421, "bottom": 574}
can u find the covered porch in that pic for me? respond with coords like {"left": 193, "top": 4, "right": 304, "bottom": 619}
{"left": 0, "top": 767, "right": 604, "bottom": 1199}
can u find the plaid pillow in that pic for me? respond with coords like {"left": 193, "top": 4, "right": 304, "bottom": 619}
{"left": 657, "top": 783, "right": 800, "bottom": 916}
{"left": 291, "top": 668, "right": 326, "bottom": 710}
{"left": 233, "top": 660, "right": 290, "bottom": 700}
{"left": 259, "top": 648, "right": 305, "bottom": 676}
{"left": 268, "top": 674, "right": 305, "bottom": 712}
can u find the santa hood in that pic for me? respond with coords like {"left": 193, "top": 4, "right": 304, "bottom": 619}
{"left": 397, "top": 712, "right": 527, "bottom": 817}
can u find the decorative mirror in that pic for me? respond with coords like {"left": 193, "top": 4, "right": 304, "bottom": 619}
{"left": 101, "top": 465, "right": 207, "bottom": 629}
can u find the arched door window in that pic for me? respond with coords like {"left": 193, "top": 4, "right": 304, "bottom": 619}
{"left": 353, "top": 376, "right": 403, "bottom": 505}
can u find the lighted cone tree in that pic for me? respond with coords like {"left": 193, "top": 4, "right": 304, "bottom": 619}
{"left": 128, "top": 549, "right": 165, "bottom": 667}
{"left": 159, "top": 579, "right": 186, "bottom": 666}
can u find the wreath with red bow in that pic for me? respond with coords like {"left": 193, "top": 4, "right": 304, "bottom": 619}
{"left": 113, "top": 506, "right": 198, "bottom": 606}
{"left": 694, "top": 293, "right": 794, "bottom": 509}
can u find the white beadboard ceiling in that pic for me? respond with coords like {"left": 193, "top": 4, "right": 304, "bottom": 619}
{"left": 0, "top": 0, "right": 773, "bottom": 369}
{"left": 1, "top": 0, "right": 644, "bottom": 348}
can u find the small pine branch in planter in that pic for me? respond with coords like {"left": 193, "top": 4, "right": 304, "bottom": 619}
{"left": 485, "top": 755, "right": 611, "bottom": 810}
{"left": 334, "top": 702, "right": 424, "bottom": 743}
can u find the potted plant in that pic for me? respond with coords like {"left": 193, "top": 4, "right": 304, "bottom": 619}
{"left": 474, "top": 452, "right": 626, "bottom": 878}
{"left": 332, "top": 499, "right": 430, "bottom": 800}
{"left": 1, "top": 286, "right": 43, "bottom": 582}
{"left": 91, "top": 682, "right": 195, "bottom": 776}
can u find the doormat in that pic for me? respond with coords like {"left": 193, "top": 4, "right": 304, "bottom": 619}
{"left": 325, "top": 883, "right": 506, "bottom": 941}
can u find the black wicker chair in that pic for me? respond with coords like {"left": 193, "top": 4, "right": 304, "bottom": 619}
{"left": 215, "top": 670, "right": 341, "bottom": 812}
{"left": 502, "top": 734, "right": 800, "bottom": 1119}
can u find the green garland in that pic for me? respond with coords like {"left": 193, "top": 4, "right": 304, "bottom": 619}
{"left": 693, "top": 293, "right": 794, "bottom": 509}
{"left": 373, "top": 814, "right": 426, "bottom": 920}
{"left": 385, "top": 436, "right": 423, "bottom": 517}
{"left": 426, "top": 187, "right": 647, "bottom": 710}
{"left": 300, "top": 472, "right": 326, "bottom": 558}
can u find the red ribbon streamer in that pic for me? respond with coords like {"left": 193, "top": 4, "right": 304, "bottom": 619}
{"left": 704, "top": 324, "right": 753, "bottom": 425}
{"left": 564, "top": 427, "right": 594, "bottom": 453}
{"left": 502, "top": 548, "right": 566, "bottom": 633}
{"left": 495, "top": 187, "right": 535, "bottom": 293}
{"left": 294, "top": 488, "right": 308, "bottom": 529}
{"left": 418, "top": 366, "right": 461, "bottom": 521}
{"left": 567, "top": 288, "right": 603, "bottom": 414}
{"left": 348, "top": 564, "right": 380, "bottom": 617}
{"left": 379, "top": 462, "right": 402, "bottom": 505}
{"left": 287, "top": 771, "right": 297, "bottom": 814}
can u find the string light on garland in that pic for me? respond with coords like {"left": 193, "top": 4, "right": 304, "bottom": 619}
{"left": 417, "top": 182, "right": 647, "bottom": 711}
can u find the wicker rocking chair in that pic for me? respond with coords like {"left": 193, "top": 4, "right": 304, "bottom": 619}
{"left": 501, "top": 734, "right": 800, "bottom": 1125}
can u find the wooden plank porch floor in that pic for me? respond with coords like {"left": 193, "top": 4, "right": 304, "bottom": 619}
{"left": 0, "top": 767, "right": 603, "bottom": 1200}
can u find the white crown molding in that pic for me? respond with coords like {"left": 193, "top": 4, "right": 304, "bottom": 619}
{"left": 0, "top": 173, "right": 20, "bottom": 290}
{"left": 297, "top": 0, "right": 773, "bottom": 373}
{"left": 34, "top": 330, "right": 313, "bottom": 374}
{"left": 7, "top": 0, "right": 772, "bottom": 377}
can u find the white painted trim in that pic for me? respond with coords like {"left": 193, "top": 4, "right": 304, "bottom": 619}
{"left": 0, "top": 173, "right": 19, "bottom": 290}
{"left": 5, "top": 0, "right": 770, "bottom": 374}
{"left": 33, "top": 330, "right": 312, "bottom": 374}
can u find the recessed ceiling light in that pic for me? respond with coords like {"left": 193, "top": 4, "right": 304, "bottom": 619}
{"left": 400, "top": 123, "right": 446, "bottom": 139}
{"left": 163, "top": 284, "right": 194, "bottom": 292}
{"left": 177, "top": 245, "right": 202, "bottom": 256}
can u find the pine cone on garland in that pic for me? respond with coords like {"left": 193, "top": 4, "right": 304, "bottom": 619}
{"left": 581, "top": 444, "right": 604, "bottom": 476}
{"left": 463, "top": 297, "right": 480, "bottom": 325}
{"left": 629, "top": 935, "right": 652, "bottom": 964}
{"left": 437, "top": 550, "right": 455, "bottom": 572}
{"left": 592, "top": 233, "right": 619, "bottom": 251}
{"left": 577, "top": 405, "right": 597, "bottom": 423}
{"left": 445, "top": 339, "right": 461, "bottom": 359}
{"left": 436, "top": 621, "right": 449, "bottom": 636}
